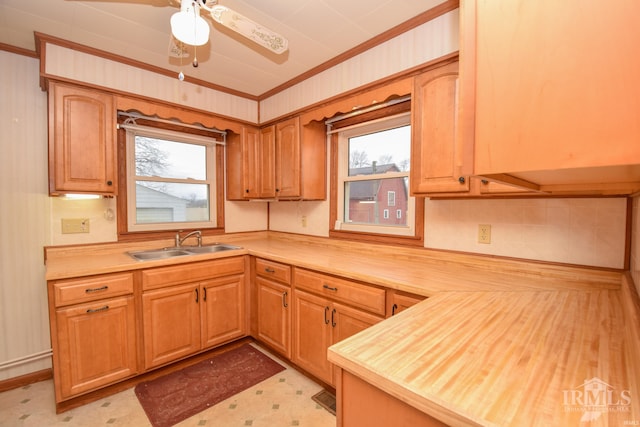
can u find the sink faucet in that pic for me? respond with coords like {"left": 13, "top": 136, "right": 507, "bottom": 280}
{"left": 175, "top": 230, "right": 202, "bottom": 248}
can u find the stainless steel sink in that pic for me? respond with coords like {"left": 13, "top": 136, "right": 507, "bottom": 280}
{"left": 127, "top": 243, "right": 242, "bottom": 261}
{"left": 127, "top": 248, "right": 192, "bottom": 261}
{"left": 183, "top": 243, "right": 242, "bottom": 254}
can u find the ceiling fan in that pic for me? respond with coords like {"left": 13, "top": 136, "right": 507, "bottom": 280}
{"left": 170, "top": 0, "right": 288, "bottom": 54}
{"left": 68, "top": 0, "right": 288, "bottom": 55}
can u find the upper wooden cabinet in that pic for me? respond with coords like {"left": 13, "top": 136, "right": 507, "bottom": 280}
{"left": 48, "top": 82, "right": 117, "bottom": 195}
{"left": 460, "top": 0, "right": 640, "bottom": 194}
{"left": 226, "top": 117, "right": 326, "bottom": 200}
{"left": 410, "top": 60, "right": 469, "bottom": 195}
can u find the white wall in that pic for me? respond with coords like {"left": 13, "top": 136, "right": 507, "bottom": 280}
{"left": 0, "top": 51, "right": 52, "bottom": 380}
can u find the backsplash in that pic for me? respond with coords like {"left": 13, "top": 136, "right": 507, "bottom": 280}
{"left": 424, "top": 197, "right": 628, "bottom": 269}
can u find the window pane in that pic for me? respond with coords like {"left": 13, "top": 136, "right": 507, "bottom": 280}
{"left": 135, "top": 181, "right": 209, "bottom": 224}
{"left": 135, "top": 136, "right": 206, "bottom": 180}
{"left": 343, "top": 178, "right": 408, "bottom": 226}
{"left": 348, "top": 125, "right": 410, "bottom": 176}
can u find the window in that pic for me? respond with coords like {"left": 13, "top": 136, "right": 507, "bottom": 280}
{"left": 397, "top": 209, "right": 402, "bottom": 219}
{"left": 333, "top": 112, "right": 417, "bottom": 237}
{"left": 124, "top": 125, "right": 221, "bottom": 232}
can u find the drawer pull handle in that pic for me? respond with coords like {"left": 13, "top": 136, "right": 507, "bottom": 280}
{"left": 264, "top": 267, "right": 276, "bottom": 273}
{"left": 331, "top": 308, "right": 336, "bottom": 327}
{"left": 195, "top": 288, "right": 199, "bottom": 303}
{"left": 282, "top": 291, "right": 288, "bottom": 308}
{"left": 392, "top": 303, "right": 398, "bottom": 316}
{"left": 85, "top": 285, "right": 109, "bottom": 293}
{"left": 323, "top": 284, "right": 338, "bottom": 292}
{"left": 203, "top": 287, "right": 207, "bottom": 302}
{"left": 86, "top": 305, "right": 109, "bottom": 314}
{"left": 324, "top": 306, "right": 330, "bottom": 324}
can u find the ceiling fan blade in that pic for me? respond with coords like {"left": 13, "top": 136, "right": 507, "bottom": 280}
{"left": 207, "top": 5, "right": 288, "bottom": 54}
{"left": 168, "top": 35, "right": 189, "bottom": 58}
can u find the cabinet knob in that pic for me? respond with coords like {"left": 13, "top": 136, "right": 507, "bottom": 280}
{"left": 245, "top": 189, "right": 249, "bottom": 193}
{"left": 275, "top": 188, "right": 280, "bottom": 192}
{"left": 458, "top": 176, "right": 466, "bottom": 184}
{"left": 106, "top": 180, "right": 113, "bottom": 186}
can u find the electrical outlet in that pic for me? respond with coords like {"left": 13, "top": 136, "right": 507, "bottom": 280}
{"left": 478, "top": 224, "right": 491, "bottom": 244}
{"left": 301, "top": 215, "right": 307, "bottom": 228}
{"left": 61, "top": 218, "right": 90, "bottom": 234}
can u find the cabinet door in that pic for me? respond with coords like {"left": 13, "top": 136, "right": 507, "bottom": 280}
{"left": 410, "top": 61, "right": 469, "bottom": 194}
{"left": 258, "top": 125, "right": 277, "bottom": 198}
{"left": 142, "top": 283, "right": 201, "bottom": 369}
{"left": 201, "top": 275, "right": 246, "bottom": 349}
{"left": 467, "top": 0, "right": 640, "bottom": 183}
{"left": 49, "top": 83, "right": 116, "bottom": 195}
{"left": 55, "top": 296, "right": 136, "bottom": 399}
{"left": 292, "top": 289, "right": 333, "bottom": 384}
{"left": 256, "top": 276, "right": 291, "bottom": 358}
{"left": 275, "top": 117, "right": 301, "bottom": 198}
{"left": 241, "top": 126, "right": 262, "bottom": 198}
{"left": 386, "top": 290, "right": 425, "bottom": 317}
{"left": 332, "top": 302, "right": 383, "bottom": 344}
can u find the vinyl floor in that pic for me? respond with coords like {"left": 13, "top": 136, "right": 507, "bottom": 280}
{"left": 0, "top": 344, "right": 336, "bottom": 427}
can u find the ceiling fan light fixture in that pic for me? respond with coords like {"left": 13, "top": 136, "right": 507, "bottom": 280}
{"left": 170, "top": 1, "right": 210, "bottom": 46}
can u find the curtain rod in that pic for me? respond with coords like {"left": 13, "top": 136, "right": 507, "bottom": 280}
{"left": 117, "top": 111, "right": 227, "bottom": 136}
{"left": 324, "top": 95, "right": 411, "bottom": 126}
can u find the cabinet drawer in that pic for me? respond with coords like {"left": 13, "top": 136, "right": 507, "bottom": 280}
{"left": 142, "top": 256, "right": 245, "bottom": 290}
{"left": 294, "top": 268, "right": 385, "bottom": 316}
{"left": 255, "top": 258, "right": 291, "bottom": 284}
{"left": 53, "top": 272, "right": 133, "bottom": 307}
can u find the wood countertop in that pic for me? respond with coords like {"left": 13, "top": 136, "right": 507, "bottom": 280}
{"left": 329, "top": 289, "right": 639, "bottom": 426}
{"left": 44, "top": 232, "right": 639, "bottom": 425}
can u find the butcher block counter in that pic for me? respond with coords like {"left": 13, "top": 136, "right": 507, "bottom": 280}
{"left": 44, "top": 232, "right": 640, "bottom": 425}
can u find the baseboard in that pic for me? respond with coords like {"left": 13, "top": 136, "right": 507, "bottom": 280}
{"left": 0, "top": 369, "right": 52, "bottom": 393}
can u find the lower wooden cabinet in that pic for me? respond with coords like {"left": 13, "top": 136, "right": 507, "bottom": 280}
{"left": 142, "top": 283, "right": 202, "bottom": 369}
{"left": 201, "top": 276, "right": 246, "bottom": 348}
{"left": 48, "top": 272, "right": 137, "bottom": 403}
{"left": 142, "top": 259, "right": 246, "bottom": 370}
{"left": 336, "top": 369, "right": 447, "bottom": 427}
{"left": 256, "top": 277, "right": 291, "bottom": 358}
{"left": 54, "top": 295, "right": 137, "bottom": 399}
{"left": 293, "top": 288, "right": 383, "bottom": 386}
{"left": 386, "top": 289, "right": 426, "bottom": 317}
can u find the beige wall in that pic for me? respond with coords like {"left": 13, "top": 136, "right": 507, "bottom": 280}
{"left": 0, "top": 51, "right": 52, "bottom": 380}
{"left": 423, "top": 197, "right": 627, "bottom": 269}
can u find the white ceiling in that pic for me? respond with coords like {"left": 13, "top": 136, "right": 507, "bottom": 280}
{"left": 0, "top": 0, "right": 448, "bottom": 97}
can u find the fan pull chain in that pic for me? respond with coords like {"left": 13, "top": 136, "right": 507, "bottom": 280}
{"left": 192, "top": 4, "right": 199, "bottom": 68}
{"left": 178, "top": 41, "right": 185, "bottom": 81}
